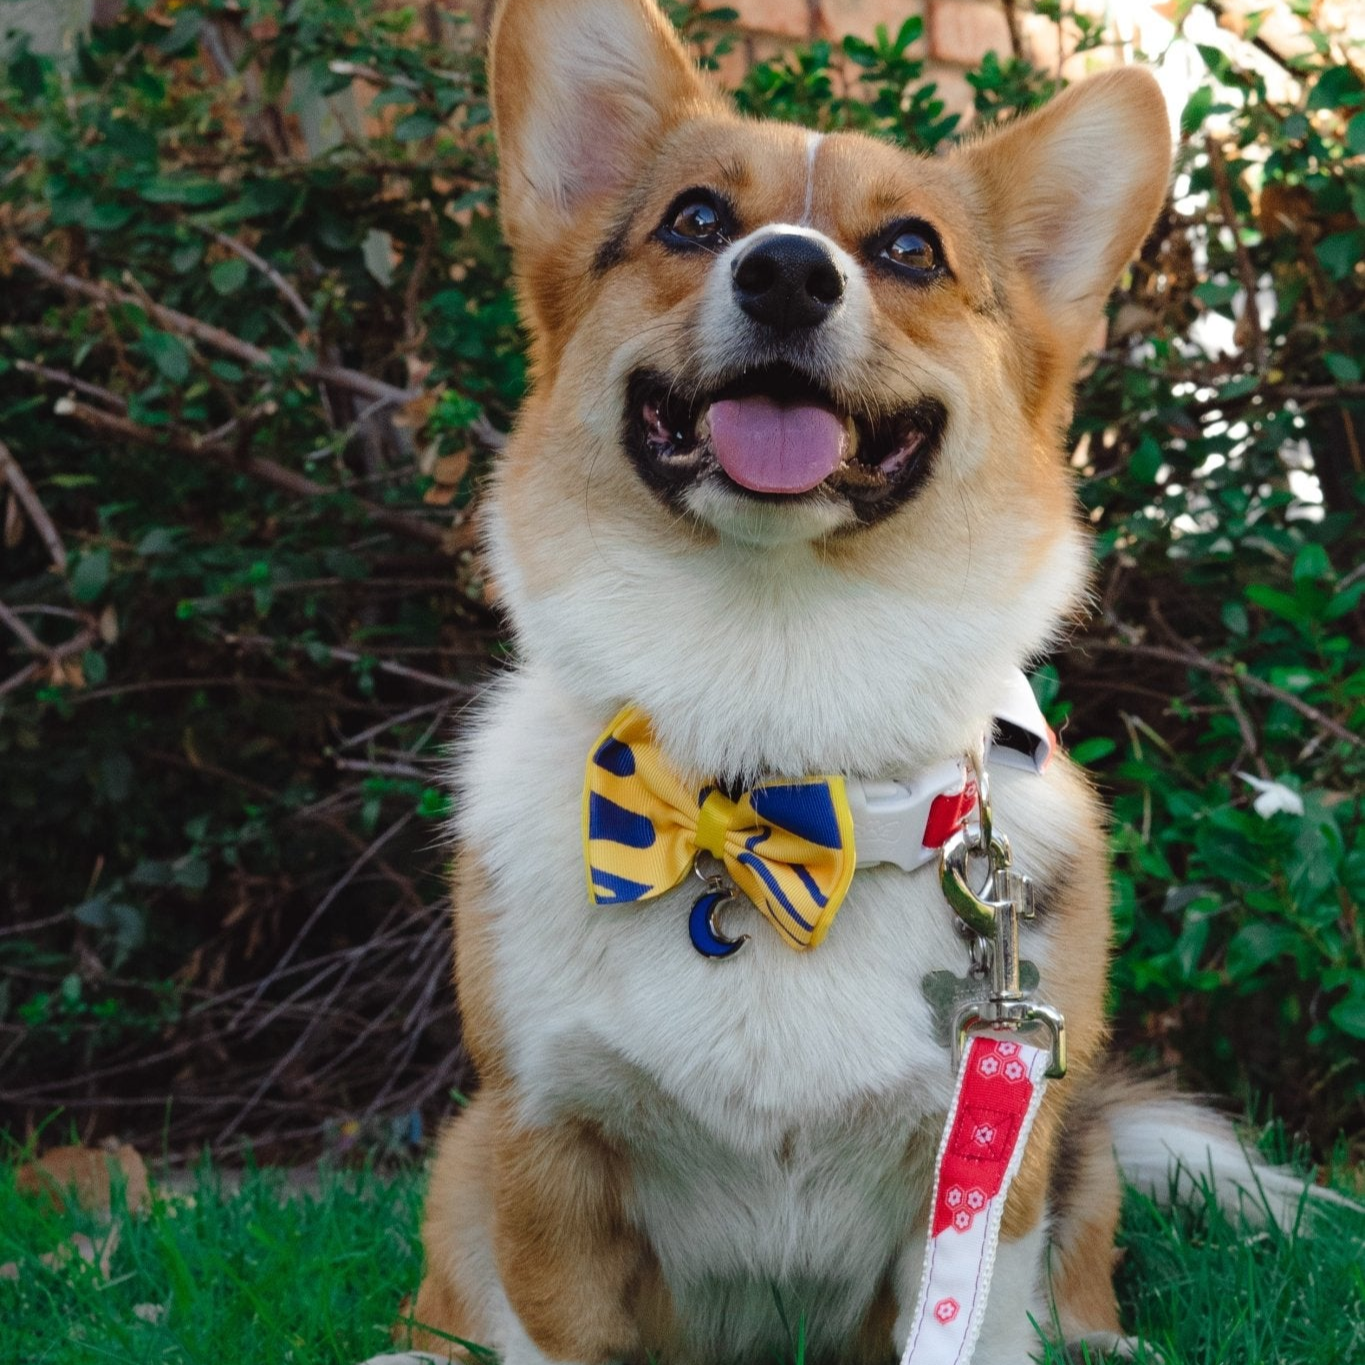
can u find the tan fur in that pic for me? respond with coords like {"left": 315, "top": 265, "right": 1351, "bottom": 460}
{"left": 413, "top": 1098, "right": 672, "bottom": 1360}
{"left": 410, "top": 1101, "right": 496, "bottom": 1354}
{"left": 448, "top": 859, "right": 509, "bottom": 1086}
{"left": 1040, "top": 1078, "right": 1180, "bottom": 1341}
{"left": 412, "top": 864, "right": 670, "bottom": 1359}
{"left": 487, "top": 0, "right": 720, "bottom": 371}
{"left": 407, "top": 3, "right": 1175, "bottom": 1359}
{"left": 15, "top": 1143, "right": 150, "bottom": 1218}
{"left": 414, "top": 1076, "right": 939, "bottom": 1364}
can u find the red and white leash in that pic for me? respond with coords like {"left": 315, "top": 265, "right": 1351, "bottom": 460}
{"left": 899, "top": 1036, "right": 1051, "bottom": 1365}
{"left": 899, "top": 731, "right": 1066, "bottom": 1365}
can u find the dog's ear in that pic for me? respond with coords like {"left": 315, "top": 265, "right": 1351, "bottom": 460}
{"left": 489, "top": 0, "right": 711, "bottom": 255}
{"left": 958, "top": 69, "right": 1172, "bottom": 355}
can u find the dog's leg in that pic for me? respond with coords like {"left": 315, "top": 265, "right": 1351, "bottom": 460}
{"left": 404, "top": 1097, "right": 595, "bottom": 1365}
{"left": 1043, "top": 1091, "right": 1127, "bottom": 1352}
{"left": 965, "top": 1217, "right": 1052, "bottom": 1365}
{"left": 487, "top": 1105, "right": 669, "bottom": 1365}
{"left": 403, "top": 1097, "right": 501, "bottom": 1359}
{"left": 407, "top": 1088, "right": 667, "bottom": 1365}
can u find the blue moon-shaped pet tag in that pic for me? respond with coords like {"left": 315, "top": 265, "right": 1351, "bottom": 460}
{"left": 689, "top": 888, "right": 747, "bottom": 959}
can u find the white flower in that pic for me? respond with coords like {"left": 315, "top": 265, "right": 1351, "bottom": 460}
{"left": 1237, "top": 773, "right": 1304, "bottom": 818}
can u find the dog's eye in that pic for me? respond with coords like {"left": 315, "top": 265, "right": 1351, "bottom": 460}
{"left": 873, "top": 220, "right": 948, "bottom": 281}
{"left": 657, "top": 190, "right": 734, "bottom": 251}
{"left": 885, "top": 232, "right": 936, "bottom": 271}
{"left": 674, "top": 201, "right": 722, "bottom": 240}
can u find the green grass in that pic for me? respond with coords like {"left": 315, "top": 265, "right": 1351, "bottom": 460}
{"left": 0, "top": 1159, "right": 1361, "bottom": 1365}
{"left": 1100, "top": 1180, "right": 1365, "bottom": 1365}
{"left": 0, "top": 1163, "right": 426, "bottom": 1365}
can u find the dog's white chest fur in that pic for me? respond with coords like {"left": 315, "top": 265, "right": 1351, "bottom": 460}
{"left": 457, "top": 665, "right": 1073, "bottom": 1355}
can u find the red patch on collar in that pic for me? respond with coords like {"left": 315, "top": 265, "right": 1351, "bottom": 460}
{"left": 923, "top": 781, "right": 976, "bottom": 849}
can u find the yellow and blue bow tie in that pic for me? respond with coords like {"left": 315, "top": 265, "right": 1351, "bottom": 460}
{"left": 582, "top": 706, "right": 857, "bottom": 950}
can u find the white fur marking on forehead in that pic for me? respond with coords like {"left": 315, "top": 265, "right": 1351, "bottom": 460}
{"left": 802, "top": 132, "right": 823, "bottom": 226}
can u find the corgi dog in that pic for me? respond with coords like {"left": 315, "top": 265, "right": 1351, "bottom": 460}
{"left": 375, "top": 4, "right": 1331, "bottom": 1363}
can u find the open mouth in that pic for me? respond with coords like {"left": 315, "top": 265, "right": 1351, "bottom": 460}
{"left": 624, "top": 363, "right": 946, "bottom": 524}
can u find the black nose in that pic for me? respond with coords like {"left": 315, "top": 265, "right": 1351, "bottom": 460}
{"left": 731, "top": 232, "right": 845, "bottom": 332}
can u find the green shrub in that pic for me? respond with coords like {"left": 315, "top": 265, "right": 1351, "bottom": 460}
{"left": 1, "top": 0, "right": 516, "bottom": 1149}
{"left": 1, "top": 0, "right": 1361, "bottom": 1153}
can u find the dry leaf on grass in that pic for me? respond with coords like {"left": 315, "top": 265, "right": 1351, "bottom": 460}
{"left": 431, "top": 452, "right": 469, "bottom": 486}
{"left": 423, "top": 449, "right": 471, "bottom": 505}
{"left": 0, "top": 1225, "right": 121, "bottom": 1283}
{"left": 423, "top": 480, "right": 459, "bottom": 507}
{"left": 16, "top": 1143, "right": 151, "bottom": 1218}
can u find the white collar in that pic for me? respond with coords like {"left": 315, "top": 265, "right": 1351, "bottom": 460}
{"left": 847, "top": 669, "right": 1054, "bottom": 872}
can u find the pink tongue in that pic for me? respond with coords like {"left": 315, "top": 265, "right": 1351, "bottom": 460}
{"left": 707, "top": 397, "right": 847, "bottom": 495}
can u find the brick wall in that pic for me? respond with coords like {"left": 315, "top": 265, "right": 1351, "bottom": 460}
{"left": 435, "top": 0, "right": 1116, "bottom": 119}
{"left": 718, "top": 0, "right": 1021, "bottom": 112}
{"left": 736, "top": 0, "right": 1013, "bottom": 61}
{"left": 439, "top": 0, "right": 1045, "bottom": 117}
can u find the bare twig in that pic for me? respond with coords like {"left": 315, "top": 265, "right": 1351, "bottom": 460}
{"left": 0, "top": 924, "right": 435, "bottom": 1097}
{"left": 403, "top": 215, "right": 438, "bottom": 352}
{"left": 999, "top": 0, "right": 1025, "bottom": 61}
{"left": 1202, "top": 0, "right": 1310, "bottom": 81}
{"left": 139, "top": 745, "right": 427, "bottom": 913}
{"left": 1082, "top": 638, "right": 1363, "bottom": 750}
{"left": 302, "top": 392, "right": 406, "bottom": 467}
{"left": 53, "top": 399, "right": 460, "bottom": 550}
{"left": 0, "top": 910, "right": 74, "bottom": 939}
{"left": 335, "top": 756, "right": 429, "bottom": 780}
{"left": 10, "top": 245, "right": 412, "bottom": 410}
{"left": 1205, "top": 135, "right": 1265, "bottom": 371}
{"left": 1180, "top": 382, "right": 1365, "bottom": 418}
{"left": 0, "top": 438, "right": 68, "bottom": 570}
{"left": 220, "top": 629, "right": 478, "bottom": 695}
{"left": 201, "top": 398, "right": 281, "bottom": 448}
{"left": 217, "top": 813, "right": 417, "bottom": 1141}
{"left": 0, "top": 599, "right": 48, "bottom": 654}
{"left": 337, "top": 698, "right": 455, "bottom": 750}
{"left": 1220, "top": 680, "right": 1271, "bottom": 779}
{"left": 367, "top": 956, "right": 449, "bottom": 1115}
{"left": 13, "top": 360, "right": 128, "bottom": 413}
{"left": 196, "top": 226, "right": 312, "bottom": 327}
{"left": 327, "top": 59, "right": 422, "bottom": 91}
{"left": 63, "top": 676, "right": 356, "bottom": 704}
{"left": 0, "top": 626, "right": 97, "bottom": 699}
{"left": 12, "top": 242, "right": 510, "bottom": 454}
{"left": 470, "top": 412, "right": 507, "bottom": 452}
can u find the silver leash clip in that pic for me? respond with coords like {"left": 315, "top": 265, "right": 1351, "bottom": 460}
{"left": 936, "top": 757, "right": 1067, "bottom": 1079}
